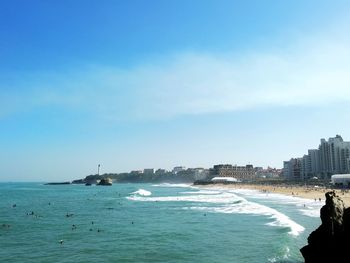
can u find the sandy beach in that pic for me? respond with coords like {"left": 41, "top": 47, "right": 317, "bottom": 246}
{"left": 200, "top": 183, "right": 350, "bottom": 207}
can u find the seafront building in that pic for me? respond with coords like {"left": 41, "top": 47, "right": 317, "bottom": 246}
{"left": 209, "top": 164, "right": 255, "bottom": 181}
{"left": 172, "top": 166, "right": 186, "bottom": 174}
{"left": 255, "top": 167, "right": 282, "bottom": 178}
{"left": 283, "top": 135, "right": 350, "bottom": 180}
{"left": 155, "top": 169, "right": 167, "bottom": 175}
{"left": 143, "top": 168, "right": 154, "bottom": 174}
{"left": 283, "top": 158, "right": 302, "bottom": 180}
{"left": 130, "top": 170, "right": 143, "bottom": 174}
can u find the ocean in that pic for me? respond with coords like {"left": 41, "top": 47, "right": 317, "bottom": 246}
{"left": 0, "top": 183, "right": 322, "bottom": 262}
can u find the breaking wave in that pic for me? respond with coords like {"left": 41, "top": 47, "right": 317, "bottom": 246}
{"left": 127, "top": 189, "right": 305, "bottom": 236}
{"left": 151, "top": 183, "right": 195, "bottom": 188}
{"left": 230, "top": 188, "right": 323, "bottom": 218}
{"left": 130, "top": 189, "right": 152, "bottom": 196}
{"left": 180, "top": 190, "right": 222, "bottom": 195}
{"left": 268, "top": 247, "right": 291, "bottom": 262}
{"left": 187, "top": 202, "right": 304, "bottom": 236}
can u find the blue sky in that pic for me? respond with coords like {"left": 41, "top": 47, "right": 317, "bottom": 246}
{"left": 1, "top": 0, "right": 350, "bottom": 181}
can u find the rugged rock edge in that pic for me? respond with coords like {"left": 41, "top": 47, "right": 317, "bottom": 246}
{"left": 300, "top": 191, "right": 350, "bottom": 262}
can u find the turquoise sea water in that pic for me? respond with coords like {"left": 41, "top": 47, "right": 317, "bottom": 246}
{"left": 0, "top": 183, "right": 322, "bottom": 262}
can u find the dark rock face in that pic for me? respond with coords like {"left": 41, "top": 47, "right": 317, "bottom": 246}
{"left": 97, "top": 178, "right": 112, "bottom": 186}
{"left": 300, "top": 191, "right": 350, "bottom": 262}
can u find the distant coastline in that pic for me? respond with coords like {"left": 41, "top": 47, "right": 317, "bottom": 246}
{"left": 71, "top": 171, "right": 197, "bottom": 185}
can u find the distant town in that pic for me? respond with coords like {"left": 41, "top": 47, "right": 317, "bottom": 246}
{"left": 72, "top": 164, "right": 282, "bottom": 185}
{"left": 283, "top": 135, "right": 350, "bottom": 180}
{"left": 71, "top": 135, "right": 350, "bottom": 187}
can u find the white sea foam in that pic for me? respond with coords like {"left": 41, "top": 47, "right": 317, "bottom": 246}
{"left": 231, "top": 188, "right": 309, "bottom": 204}
{"left": 224, "top": 188, "right": 323, "bottom": 218}
{"left": 127, "top": 189, "right": 305, "bottom": 236}
{"left": 180, "top": 190, "right": 222, "bottom": 195}
{"left": 131, "top": 189, "right": 152, "bottom": 196}
{"left": 268, "top": 247, "right": 290, "bottom": 262}
{"left": 127, "top": 191, "right": 245, "bottom": 204}
{"left": 299, "top": 208, "right": 320, "bottom": 218}
{"left": 152, "top": 183, "right": 195, "bottom": 188}
{"left": 187, "top": 201, "right": 305, "bottom": 236}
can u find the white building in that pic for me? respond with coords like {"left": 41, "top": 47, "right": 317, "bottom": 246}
{"left": 284, "top": 135, "right": 350, "bottom": 180}
{"left": 331, "top": 174, "right": 350, "bottom": 187}
{"left": 309, "top": 149, "right": 320, "bottom": 175}
{"left": 211, "top": 177, "right": 238, "bottom": 183}
{"left": 319, "top": 135, "right": 350, "bottom": 177}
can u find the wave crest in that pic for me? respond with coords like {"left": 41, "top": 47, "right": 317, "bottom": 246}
{"left": 127, "top": 189, "right": 304, "bottom": 236}
{"left": 130, "top": 189, "right": 152, "bottom": 196}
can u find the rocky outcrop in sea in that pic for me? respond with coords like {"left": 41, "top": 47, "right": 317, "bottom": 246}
{"left": 97, "top": 178, "right": 113, "bottom": 186}
{"left": 300, "top": 190, "right": 350, "bottom": 262}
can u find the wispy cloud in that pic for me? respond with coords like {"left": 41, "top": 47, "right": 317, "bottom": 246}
{"left": 2, "top": 25, "right": 350, "bottom": 121}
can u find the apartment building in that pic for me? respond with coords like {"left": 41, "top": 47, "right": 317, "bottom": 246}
{"left": 284, "top": 135, "right": 350, "bottom": 180}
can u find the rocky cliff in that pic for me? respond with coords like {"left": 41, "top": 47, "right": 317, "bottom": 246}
{"left": 300, "top": 191, "right": 350, "bottom": 262}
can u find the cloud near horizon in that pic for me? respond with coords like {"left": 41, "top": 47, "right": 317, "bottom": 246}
{"left": 2, "top": 29, "right": 350, "bottom": 121}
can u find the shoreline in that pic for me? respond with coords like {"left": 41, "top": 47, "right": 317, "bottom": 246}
{"left": 197, "top": 183, "right": 350, "bottom": 207}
